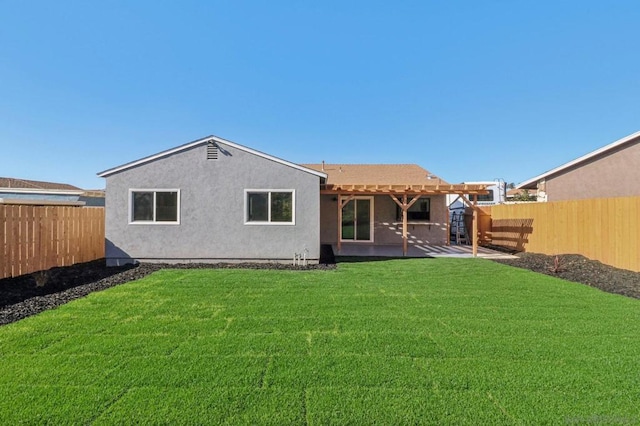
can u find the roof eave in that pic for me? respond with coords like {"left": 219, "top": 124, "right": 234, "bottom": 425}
{"left": 0, "top": 198, "right": 86, "bottom": 207}
{"left": 0, "top": 188, "right": 84, "bottom": 196}
{"left": 97, "top": 135, "right": 327, "bottom": 179}
{"left": 516, "top": 130, "right": 640, "bottom": 189}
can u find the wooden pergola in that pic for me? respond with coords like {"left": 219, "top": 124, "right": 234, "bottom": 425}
{"left": 320, "top": 183, "right": 489, "bottom": 257}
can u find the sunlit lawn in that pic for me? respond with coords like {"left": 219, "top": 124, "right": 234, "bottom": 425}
{"left": 1, "top": 258, "right": 639, "bottom": 424}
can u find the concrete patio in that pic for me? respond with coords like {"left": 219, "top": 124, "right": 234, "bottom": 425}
{"left": 333, "top": 243, "right": 518, "bottom": 259}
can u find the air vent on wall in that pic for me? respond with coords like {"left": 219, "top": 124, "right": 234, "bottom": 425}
{"left": 207, "top": 142, "right": 218, "bottom": 160}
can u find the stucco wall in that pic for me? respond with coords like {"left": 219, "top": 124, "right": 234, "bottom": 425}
{"left": 545, "top": 141, "right": 640, "bottom": 201}
{"left": 319, "top": 194, "right": 449, "bottom": 245}
{"left": 104, "top": 143, "right": 321, "bottom": 265}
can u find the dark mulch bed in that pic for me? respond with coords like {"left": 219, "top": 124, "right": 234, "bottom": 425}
{"left": 492, "top": 252, "right": 640, "bottom": 300}
{"left": 0, "top": 260, "right": 335, "bottom": 326}
{"left": 1, "top": 253, "right": 638, "bottom": 326}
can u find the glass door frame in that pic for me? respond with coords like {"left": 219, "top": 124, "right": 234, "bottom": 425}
{"left": 339, "top": 195, "right": 374, "bottom": 243}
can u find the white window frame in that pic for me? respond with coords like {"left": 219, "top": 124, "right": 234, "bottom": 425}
{"left": 128, "top": 189, "right": 181, "bottom": 225}
{"left": 244, "top": 189, "right": 296, "bottom": 225}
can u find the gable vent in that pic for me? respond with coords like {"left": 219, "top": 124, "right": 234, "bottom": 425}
{"left": 207, "top": 142, "right": 218, "bottom": 160}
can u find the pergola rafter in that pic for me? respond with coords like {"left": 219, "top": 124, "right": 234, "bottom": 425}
{"left": 321, "top": 183, "right": 488, "bottom": 195}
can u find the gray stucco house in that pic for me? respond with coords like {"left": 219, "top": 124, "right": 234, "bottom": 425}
{"left": 98, "top": 136, "right": 326, "bottom": 266}
{"left": 99, "top": 135, "right": 488, "bottom": 265}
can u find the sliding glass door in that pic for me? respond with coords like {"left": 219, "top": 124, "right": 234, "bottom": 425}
{"left": 341, "top": 197, "right": 373, "bottom": 241}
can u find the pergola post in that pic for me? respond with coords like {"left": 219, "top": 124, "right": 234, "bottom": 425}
{"left": 472, "top": 194, "right": 478, "bottom": 257}
{"left": 458, "top": 194, "right": 479, "bottom": 258}
{"left": 402, "top": 195, "right": 408, "bottom": 256}
{"left": 389, "top": 193, "right": 421, "bottom": 257}
{"left": 337, "top": 195, "right": 342, "bottom": 254}
{"left": 446, "top": 198, "right": 451, "bottom": 246}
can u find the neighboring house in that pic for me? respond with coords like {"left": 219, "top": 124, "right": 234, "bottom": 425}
{"left": 98, "top": 135, "right": 488, "bottom": 265}
{"left": 446, "top": 180, "right": 506, "bottom": 210}
{"left": 505, "top": 187, "right": 538, "bottom": 202}
{"left": 79, "top": 190, "right": 106, "bottom": 207}
{"left": 518, "top": 130, "right": 640, "bottom": 201}
{"left": 0, "top": 177, "right": 85, "bottom": 206}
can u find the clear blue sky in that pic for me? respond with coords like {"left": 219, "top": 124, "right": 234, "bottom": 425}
{"left": 1, "top": 1, "right": 639, "bottom": 189}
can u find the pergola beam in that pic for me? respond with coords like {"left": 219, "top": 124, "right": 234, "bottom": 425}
{"left": 321, "top": 183, "right": 489, "bottom": 196}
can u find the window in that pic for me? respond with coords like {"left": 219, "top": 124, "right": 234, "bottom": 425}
{"left": 396, "top": 198, "right": 430, "bottom": 221}
{"left": 246, "top": 190, "right": 294, "bottom": 224}
{"left": 130, "top": 190, "right": 179, "bottom": 224}
{"left": 476, "top": 191, "right": 494, "bottom": 202}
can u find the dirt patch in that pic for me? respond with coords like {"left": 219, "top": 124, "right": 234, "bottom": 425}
{"left": 492, "top": 252, "right": 640, "bottom": 300}
{"left": 0, "top": 260, "right": 335, "bottom": 326}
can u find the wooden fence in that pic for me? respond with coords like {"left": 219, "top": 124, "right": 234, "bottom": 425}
{"left": 481, "top": 196, "right": 640, "bottom": 272}
{"left": 1, "top": 205, "right": 105, "bottom": 279}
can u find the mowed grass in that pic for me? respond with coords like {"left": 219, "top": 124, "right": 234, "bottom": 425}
{"left": 1, "top": 258, "right": 640, "bottom": 424}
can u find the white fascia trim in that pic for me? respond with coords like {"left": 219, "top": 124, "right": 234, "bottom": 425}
{"left": 0, "top": 188, "right": 84, "bottom": 196}
{"left": 517, "top": 130, "right": 640, "bottom": 189}
{"left": 0, "top": 198, "right": 86, "bottom": 206}
{"left": 98, "top": 135, "right": 328, "bottom": 179}
{"left": 215, "top": 137, "right": 327, "bottom": 179}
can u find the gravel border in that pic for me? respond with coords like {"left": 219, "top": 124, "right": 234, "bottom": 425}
{"left": 2, "top": 253, "right": 639, "bottom": 327}
{"left": 0, "top": 260, "right": 335, "bottom": 326}
{"left": 491, "top": 252, "right": 640, "bottom": 299}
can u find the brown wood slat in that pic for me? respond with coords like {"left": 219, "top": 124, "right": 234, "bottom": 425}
{"left": 487, "top": 196, "right": 640, "bottom": 272}
{"left": 0, "top": 205, "right": 105, "bottom": 279}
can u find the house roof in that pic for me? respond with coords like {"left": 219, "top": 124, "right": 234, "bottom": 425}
{"left": 0, "top": 198, "right": 86, "bottom": 207}
{"left": 97, "top": 135, "right": 328, "bottom": 179}
{"left": 81, "top": 190, "right": 106, "bottom": 198}
{"left": 0, "top": 177, "right": 83, "bottom": 193}
{"left": 517, "top": 130, "right": 640, "bottom": 189}
{"left": 303, "top": 164, "right": 449, "bottom": 185}
{"left": 506, "top": 187, "right": 537, "bottom": 197}
{"left": 303, "top": 163, "right": 488, "bottom": 195}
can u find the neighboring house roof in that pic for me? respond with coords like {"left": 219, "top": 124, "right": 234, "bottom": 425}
{"left": 79, "top": 190, "right": 106, "bottom": 207}
{"left": 82, "top": 190, "right": 106, "bottom": 198}
{"left": 506, "top": 188, "right": 521, "bottom": 197}
{"left": 517, "top": 130, "right": 640, "bottom": 189}
{"left": 506, "top": 187, "right": 537, "bottom": 197}
{"left": 0, "top": 177, "right": 82, "bottom": 192}
{"left": 98, "top": 135, "right": 328, "bottom": 179}
{"left": 0, "top": 199, "right": 86, "bottom": 206}
{"left": 0, "top": 177, "right": 87, "bottom": 206}
{"left": 303, "top": 164, "right": 449, "bottom": 185}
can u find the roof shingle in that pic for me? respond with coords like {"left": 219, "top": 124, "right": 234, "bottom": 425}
{"left": 0, "top": 177, "right": 82, "bottom": 191}
{"left": 302, "top": 164, "right": 449, "bottom": 186}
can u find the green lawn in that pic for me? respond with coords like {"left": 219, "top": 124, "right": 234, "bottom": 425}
{"left": 1, "top": 258, "right": 639, "bottom": 425}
